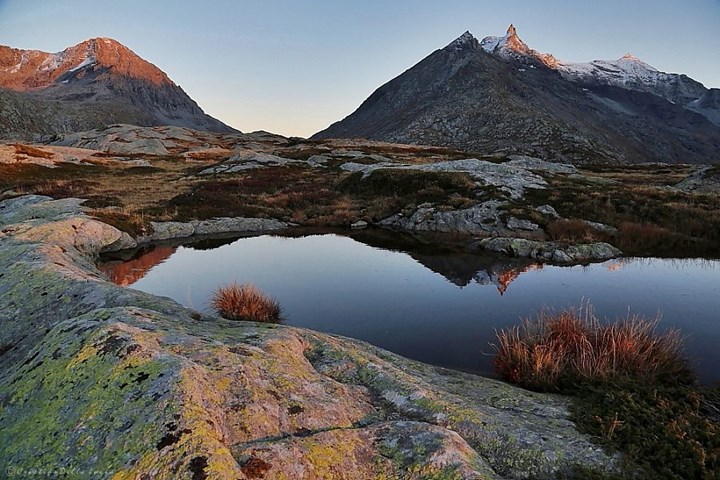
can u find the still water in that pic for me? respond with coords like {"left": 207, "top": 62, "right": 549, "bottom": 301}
{"left": 99, "top": 232, "right": 720, "bottom": 383}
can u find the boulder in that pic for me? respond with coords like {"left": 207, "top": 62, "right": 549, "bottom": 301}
{"left": 350, "top": 220, "right": 369, "bottom": 230}
{"left": 341, "top": 157, "right": 554, "bottom": 199}
{"left": 379, "top": 201, "right": 508, "bottom": 235}
{"left": 199, "top": 151, "right": 310, "bottom": 175}
{"left": 536, "top": 205, "right": 560, "bottom": 219}
{"left": 506, "top": 216, "right": 540, "bottom": 231}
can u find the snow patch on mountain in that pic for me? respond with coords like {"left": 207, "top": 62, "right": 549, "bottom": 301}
{"left": 68, "top": 56, "right": 96, "bottom": 72}
{"left": 39, "top": 52, "right": 64, "bottom": 72}
{"left": 9, "top": 52, "right": 29, "bottom": 74}
{"left": 479, "top": 35, "right": 502, "bottom": 53}
{"left": 557, "top": 55, "right": 664, "bottom": 87}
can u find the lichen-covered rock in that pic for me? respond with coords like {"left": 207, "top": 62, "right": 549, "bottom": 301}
{"left": 192, "top": 217, "right": 289, "bottom": 236}
{"left": 142, "top": 221, "right": 196, "bottom": 242}
{"left": 136, "top": 217, "right": 291, "bottom": 244}
{"left": 0, "top": 195, "right": 617, "bottom": 479}
{"left": 479, "top": 237, "right": 622, "bottom": 264}
{"left": 505, "top": 216, "right": 540, "bottom": 231}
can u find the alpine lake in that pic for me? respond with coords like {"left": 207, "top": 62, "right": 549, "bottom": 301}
{"left": 99, "top": 229, "right": 720, "bottom": 384}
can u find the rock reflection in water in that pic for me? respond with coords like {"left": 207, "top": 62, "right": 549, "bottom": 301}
{"left": 99, "top": 245, "right": 177, "bottom": 286}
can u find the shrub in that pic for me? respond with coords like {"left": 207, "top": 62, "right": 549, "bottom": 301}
{"left": 493, "top": 304, "right": 691, "bottom": 391}
{"left": 616, "top": 222, "right": 677, "bottom": 254}
{"left": 547, "top": 219, "right": 605, "bottom": 243}
{"left": 211, "top": 282, "right": 282, "bottom": 322}
{"left": 493, "top": 305, "right": 720, "bottom": 478}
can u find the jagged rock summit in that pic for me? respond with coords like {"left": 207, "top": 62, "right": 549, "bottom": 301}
{"left": 0, "top": 38, "right": 235, "bottom": 138}
{"left": 314, "top": 26, "right": 720, "bottom": 164}
{"left": 482, "top": 25, "right": 707, "bottom": 106}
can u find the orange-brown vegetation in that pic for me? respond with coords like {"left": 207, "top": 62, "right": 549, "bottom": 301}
{"left": 547, "top": 219, "right": 604, "bottom": 243}
{"left": 13, "top": 143, "right": 55, "bottom": 159}
{"left": 493, "top": 305, "right": 690, "bottom": 391}
{"left": 211, "top": 282, "right": 282, "bottom": 323}
{"left": 527, "top": 164, "right": 720, "bottom": 256}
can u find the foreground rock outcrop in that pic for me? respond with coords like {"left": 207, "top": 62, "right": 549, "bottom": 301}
{"left": 0, "top": 195, "right": 616, "bottom": 479}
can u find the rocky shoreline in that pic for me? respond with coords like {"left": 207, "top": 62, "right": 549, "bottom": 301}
{"left": 0, "top": 194, "right": 617, "bottom": 478}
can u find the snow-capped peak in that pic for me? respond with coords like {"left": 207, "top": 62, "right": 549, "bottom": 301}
{"left": 481, "top": 24, "right": 527, "bottom": 53}
{"left": 476, "top": 24, "right": 707, "bottom": 104}
{"left": 556, "top": 54, "right": 663, "bottom": 89}
{"left": 616, "top": 54, "right": 658, "bottom": 72}
{"left": 480, "top": 24, "right": 557, "bottom": 67}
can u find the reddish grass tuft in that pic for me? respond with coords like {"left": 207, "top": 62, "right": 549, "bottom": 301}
{"left": 493, "top": 304, "right": 690, "bottom": 391}
{"left": 547, "top": 219, "right": 605, "bottom": 243}
{"left": 211, "top": 282, "right": 282, "bottom": 323}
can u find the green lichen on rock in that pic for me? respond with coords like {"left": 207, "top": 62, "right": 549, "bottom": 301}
{"left": 0, "top": 195, "right": 617, "bottom": 479}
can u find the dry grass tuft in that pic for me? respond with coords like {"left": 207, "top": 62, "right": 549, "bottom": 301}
{"left": 493, "top": 304, "right": 690, "bottom": 391}
{"left": 211, "top": 282, "right": 282, "bottom": 322}
{"left": 13, "top": 143, "right": 55, "bottom": 159}
{"left": 547, "top": 219, "right": 605, "bottom": 243}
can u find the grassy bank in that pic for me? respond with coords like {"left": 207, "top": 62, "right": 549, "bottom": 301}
{"left": 494, "top": 306, "right": 720, "bottom": 479}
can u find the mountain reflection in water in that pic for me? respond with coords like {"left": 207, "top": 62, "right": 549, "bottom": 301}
{"left": 97, "top": 231, "right": 720, "bottom": 383}
{"left": 98, "top": 245, "right": 177, "bottom": 286}
{"left": 99, "top": 233, "right": 543, "bottom": 296}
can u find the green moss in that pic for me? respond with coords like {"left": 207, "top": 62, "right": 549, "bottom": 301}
{"left": 568, "top": 381, "right": 720, "bottom": 480}
{"left": 336, "top": 170, "right": 476, "bottom": 201}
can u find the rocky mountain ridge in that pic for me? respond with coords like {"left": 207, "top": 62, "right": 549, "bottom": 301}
{"left": 0, "top": 38, "right": 235, "bottom": 138}
{"left": 314, "top": 26, "right": 720, "bottom": 164}
{"left": 481, "top": 25, "right": 713, "bottom": 112}
{"left": 0, "top": 37, "right": 172, "bottom": 90}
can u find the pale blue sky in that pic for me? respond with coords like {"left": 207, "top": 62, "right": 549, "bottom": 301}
{"left": 1, "top": 0, "right": 718, "bottom": 137}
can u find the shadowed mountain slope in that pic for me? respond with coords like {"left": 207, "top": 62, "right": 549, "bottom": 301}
{"left": 314, "top": 27, "right": 720, "bottom": 164}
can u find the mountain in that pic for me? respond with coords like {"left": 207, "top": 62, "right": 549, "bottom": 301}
{"left": 314, "top": 26, "right": 720, "bottom": 164}
{"left": 481, "top": 25, "right": 710, "bottom": 108}
{"left": 0, "top": 38, "right": 235, "bottom": 138}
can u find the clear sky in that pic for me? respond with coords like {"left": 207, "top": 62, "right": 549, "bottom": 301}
{"left": 1, "top": 0, "right": 718, "bottom": 137}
